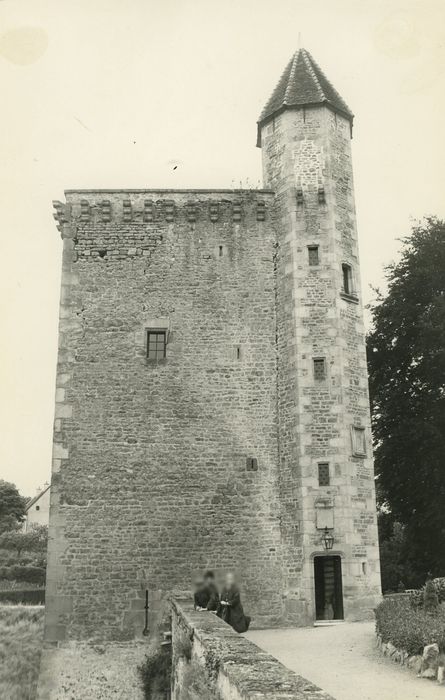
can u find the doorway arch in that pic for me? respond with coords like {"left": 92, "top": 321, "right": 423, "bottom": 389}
{"left": 313, "top": 554, "right": 344, "bottom": 621}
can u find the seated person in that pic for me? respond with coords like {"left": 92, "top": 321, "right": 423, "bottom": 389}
{"left": 219, "top": 571, "right": 251, "bottom": 633}
{"left": 202, "top": 570, "right": 219, "bottom": 612}
{"left": 193, "top": 575, "right": 208, "bottom": 610}
{"left": 193, "top": 570, "right": 220, "bottom": 611}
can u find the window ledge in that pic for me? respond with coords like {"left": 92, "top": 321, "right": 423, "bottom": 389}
{"left": 340, "top": 291, "right": 359, "bottom": 304}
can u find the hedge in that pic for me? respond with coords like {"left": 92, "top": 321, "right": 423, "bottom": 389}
{"left": 0, "top": 553, "right": 38, "bottom": 567}
{"left": 376, "top": 595, "right": 445, "bottom": 655}
{"left": 0, "top": 588, "right": 45, "bottom": 605}
{"left": 410, "top": 577, "right": 445, "bottom": 609}
{"left": 0, "top": 565, "right": 46, "bottom": 586}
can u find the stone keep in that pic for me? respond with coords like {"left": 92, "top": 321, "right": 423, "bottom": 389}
{"left": 46, "top": 49, "right": 381, "bottom": 643}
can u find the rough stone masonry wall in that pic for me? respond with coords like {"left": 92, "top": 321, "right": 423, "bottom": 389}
{"left": 261, "top": 107, "right": 381, "bottom": 623}
{"left": 171, "top": 599, "right": 335, "bottom": 700}
{"left": 46, "top": 189, "right": 284, "bottom": 644}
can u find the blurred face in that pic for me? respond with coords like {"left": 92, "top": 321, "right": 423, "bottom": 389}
{"left": 225, "top": 572, "right": 235, "bottom": 587}
{"left": 194, "top": 577, "right": 204, "bottom": 589}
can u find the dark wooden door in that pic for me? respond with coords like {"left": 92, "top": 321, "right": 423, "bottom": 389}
{"left": 314, "top": 555, "right": 344, "bottom": 620}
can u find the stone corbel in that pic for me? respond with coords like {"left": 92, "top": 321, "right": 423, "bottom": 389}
{"left": 256, "top": 201, "right": 266, "bottom": 221}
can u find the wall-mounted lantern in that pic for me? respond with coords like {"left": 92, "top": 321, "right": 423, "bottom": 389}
{"left": 321, "top": 527, "right": 334, "bottom": 551}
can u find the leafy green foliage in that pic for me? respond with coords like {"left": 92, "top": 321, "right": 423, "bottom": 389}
{"left": 0, "top": 525, "right": 48, "bottom": 558}
{"left": 0, "top": 588, "right": 45, "bottom": 604}
{"left": 376, "top": 596, "right": 445, "bottom": 655}
{"left": 0, "top": 579, "right": 43, "bottom": 592}
{"left": 174, "top": 633, "right": 192, "bottom": 661}
{"left": 367, "top": 219, "right": 445, "bottom": 582}
{"left": 424, "top": 579, "right": 440, "bottom": 612}
{"left": 433, "top": 577, "right": 445, "bottom": 603}
{"left": 410, "top": 589, "right": 423, "bottom": 609}
{"left": 0, "top": 553, "right": 42, "bottom": 567}
{"left": 410, "top": 578, "right": 445, "bottom": 609}
{"left": 138, "top": 647, "right": 172, "bottom": 699}
{"left": 170, "top": 629, "right": 221, "bottom": 699}
{"left": 377, "top": 516, "right": 417, "bottom": 592}
{"left": 0, "top": 565, "right": 45, "bottom": 585}
{"left": 0, "top": 481, "right": 27, "bottom": 534}
{"left": 0, "top": 525, "right": 48, "bottom": 592}
{"left": 179, "top": 661, "right": 221, "bottom": 700}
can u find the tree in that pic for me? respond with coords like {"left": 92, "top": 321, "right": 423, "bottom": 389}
{"left": 367, "top": 218, "right": 445, "bottom": 583}
{"left": 0, "top": 525, "right": 48, "bottom": 558}
{"left": 0, "top": 480, "right": 27, "bottom": 533}
{"left": 377, "top": 515, "right": 419, "bottom": 591}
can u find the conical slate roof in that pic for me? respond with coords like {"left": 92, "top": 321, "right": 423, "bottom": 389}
{"left": 257, "top": 49, "right": 353, "bottom": 146}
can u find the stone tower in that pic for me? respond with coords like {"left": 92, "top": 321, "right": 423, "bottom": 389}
{"left": 258, "top": 48, "right": 381, "bottom": 623}
{"left": 42, "top": 48, "right": 380, "bottom": 658}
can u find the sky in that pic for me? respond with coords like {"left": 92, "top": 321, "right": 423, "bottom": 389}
{"left": 0, "top": 0, "right": 444, "bottom": 496}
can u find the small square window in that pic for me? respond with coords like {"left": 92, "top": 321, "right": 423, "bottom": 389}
{"left": 35, "top": 505, "right": 40, "bottom": 511}
{"left": 313, "top": 357, "right": 326, "bottom": 381}
{"left": 146, "top": 331, "right": 166, "bottom": 360}
{"left": 342, "top": 263, "right": 353, "bottom": 296}
{"left": 308, "top": 245, "right": 319, "bottom": 266}
{"left": 318, "top": 463, "right": 330, "bottom": 486}
{"left": 351, "top": 426, "right": 366, "bottom": 456}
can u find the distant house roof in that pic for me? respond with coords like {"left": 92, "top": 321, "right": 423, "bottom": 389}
{"left": 26, "top": 484, "right": 50, "bottom": 511}
{"left": 257, "top": 48, "right": 354, "bottom": 146}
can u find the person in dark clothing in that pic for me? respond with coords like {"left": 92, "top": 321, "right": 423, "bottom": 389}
{"left": 193, "top": 576, "right": 208, "bottom": 610}
{"left": 203, "top": 570, "right": 220, "bottom": 612}
{"left": 219, "top": 572, "right": 251, "bottom": 633}
{"left": 193, "top": 570, "right": 220, "bottom": 612}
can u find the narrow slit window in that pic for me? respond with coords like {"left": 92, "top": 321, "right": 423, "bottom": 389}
{"left": 313, "top": 357, "right": 326, "bottom": 381}
{"left": 146, "top": 331, "right": 166, "bottom": 360}
{"left": 318, "top": 463, "right": 330, "bottom": 486}
{"left": 342, "top": 263, "right": 353, "bottom": 295}
{"left": 308, "top": 245, "right": 319, "bottom": 266}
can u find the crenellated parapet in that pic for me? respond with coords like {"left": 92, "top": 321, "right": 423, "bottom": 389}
{"left": 53, "top": 189, "right": 274, "bottom": 236}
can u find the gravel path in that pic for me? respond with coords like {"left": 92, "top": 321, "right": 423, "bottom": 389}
{"left": 246, "top": 622, "right": 444, "bottom": 700}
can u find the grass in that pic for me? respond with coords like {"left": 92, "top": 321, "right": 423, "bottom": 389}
{"left": 0, "top": 605, "right": 44, "bottom": 700}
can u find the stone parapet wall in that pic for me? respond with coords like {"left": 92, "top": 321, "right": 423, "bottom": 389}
{"left": 171, "top": 600, "right": 335, "bottom": 699}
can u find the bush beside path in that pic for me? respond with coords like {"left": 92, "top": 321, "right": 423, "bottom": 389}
{"left": 247, "top": 621, "right": 445, "bottom": 700}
